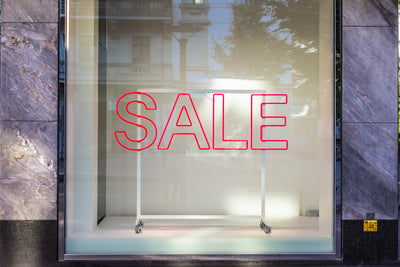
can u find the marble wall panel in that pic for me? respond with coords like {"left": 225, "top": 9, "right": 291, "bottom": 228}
{"left": 342, "top": 27, "right": 397, "bottom": 123}
{"left": 1, "top": 23, "right": 58, "bottom": 121}
{"left": 2, "top": 0, "right": 58, "bottom": 23}
{"left": 0, "top": 76, "right": 7, "bottom": 121}
{"left": 343, "top": 0, "right": 397, "bottom": 29}
{"left": 342, "top": 123, "right": 398, "bottom": 220}
{"left": 0, "top": 121, "right": 57, "bottom": 220}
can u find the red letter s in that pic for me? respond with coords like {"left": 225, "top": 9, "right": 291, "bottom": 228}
{"left": 115, "top": 92, "right": 157, "bottom": 151}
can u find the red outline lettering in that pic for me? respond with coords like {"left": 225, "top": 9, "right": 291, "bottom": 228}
{"left": 114, "top": 92, "right": 157, "bottom": 151}
{"left": 251, "top": 94, "right": 288, "bottom": 151}
{"left": 176, "top": 106, "right": 192, "bottom": 127}
{"left": 158, "top": 93, "right": 210, "bottom": 150}
{"left": 212, "top": 94, "right": 248, "bottom": 150}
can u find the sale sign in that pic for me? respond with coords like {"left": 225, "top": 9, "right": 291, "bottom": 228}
{"left": 115, "top": 92, "right": 288, "bottom": 151}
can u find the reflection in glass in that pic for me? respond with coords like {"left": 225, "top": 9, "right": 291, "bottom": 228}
{"left": 66, "top": 0, "right": 334, "bottom": 254}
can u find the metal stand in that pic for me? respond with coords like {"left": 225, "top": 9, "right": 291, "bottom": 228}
{"left": 133, "top": 90, "right": 271, "bottom": 234}
{"left": 134, "top": 152, "right": 271, "bottom": 234}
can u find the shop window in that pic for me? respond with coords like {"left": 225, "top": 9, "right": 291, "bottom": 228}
{"left": 65, "top": 0, "right": 335, "bottom": 255}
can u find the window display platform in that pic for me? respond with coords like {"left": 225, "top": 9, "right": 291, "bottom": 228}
{"left": 66, "top": 216, "right": 333, "bottom": 254}
{"left": 91, "top": 216, "right": 323, "bottom": 238}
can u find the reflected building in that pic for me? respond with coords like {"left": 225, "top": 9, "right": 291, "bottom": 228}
{"left": 104, "top": 0, "right": 211, "bottom": 91}
{"left": 105, "top": 0, "right": 174, "bottom": 88}
{"left": 178, "top": 0, "right": 210, "bottom": 89}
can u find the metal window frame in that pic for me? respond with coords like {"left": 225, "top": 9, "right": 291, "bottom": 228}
{"left": 57, "top": 0, "right": 342, "bottom": 262}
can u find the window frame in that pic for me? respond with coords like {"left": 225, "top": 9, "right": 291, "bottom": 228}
{"left": 57, "top": 0, "right": 342, "bottom": 261}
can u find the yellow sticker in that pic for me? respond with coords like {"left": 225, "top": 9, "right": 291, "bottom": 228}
{"left": 364, "top": 220, "right": 377, "bottom": 232}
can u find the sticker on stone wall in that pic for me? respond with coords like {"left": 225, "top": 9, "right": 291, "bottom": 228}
{"left": 363, "top": 220, "right": 378, "bottom": 232}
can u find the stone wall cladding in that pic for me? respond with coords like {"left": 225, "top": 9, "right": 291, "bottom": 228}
{"left": 0, "top": 121, "right": 57, "bottom": 219}
{"left": 342, "top": 0, "right": 398, "bottom": 220}
{"left": 342, "top": 123, "right": 398, "bottom": 219}
{"left": 2, "top": 0, "right": 58, "bottom": 23}
{"left": 1, "top": 23, "right": 58, "bottom": 121}
{"left": 0, "top": 0, "right": 58, "bottom": 220}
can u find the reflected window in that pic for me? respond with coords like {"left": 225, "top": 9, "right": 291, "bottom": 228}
{"left": 132, "top": 36, "right": 151, "bottom": 64}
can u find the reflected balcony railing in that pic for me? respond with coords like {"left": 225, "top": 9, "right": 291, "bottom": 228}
{"left": 108, "top": 0, "right": 173, "bottom": 19}
{"left": 105, "top": 63, "right": 172, "bottom": 81}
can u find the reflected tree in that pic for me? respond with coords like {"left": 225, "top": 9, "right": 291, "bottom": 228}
{"left": 264, "top": 0, "right": 319, "bottom": 92}
{"left": 212, "top": 0, "right": 290, "bottom": 82}
{"left": 213, "top": 0, "right": 320, "bottom": 97}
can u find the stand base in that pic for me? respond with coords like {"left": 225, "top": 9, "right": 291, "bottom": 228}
{"left": 134, "top": 217, "right": 271, "bottom": 234}
{"left": 259, "top": 218, "right": 271, "bottom": 234}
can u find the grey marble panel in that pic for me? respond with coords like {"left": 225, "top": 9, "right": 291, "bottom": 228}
{"left": 343, "top": 0, "right": 397, "bottom": 28}
{"left": 1, "top": 23, "right": 58, "bottom": 121}
{"left": 0, "top": 121, "right": 57, "bottom": 220}
{"left": 2, "top": 0, "right": 58, "bottom": 23}
{"left": 342, "top": 27, "right": 397, "bottom": 123}
{"left": 342, "top": 123, "right": 398, "bottom": 220}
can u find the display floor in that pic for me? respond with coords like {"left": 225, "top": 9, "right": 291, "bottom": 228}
{"left": 66, "top": 216, "right": 333, "bottom": 254}
{"left": 93, "top": 216, "right": 324, "bottom": 238}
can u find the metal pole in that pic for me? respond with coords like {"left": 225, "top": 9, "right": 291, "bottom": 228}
{"left": 179, "top": 37, "right": 188, "bottom": 90}
{"left": 261, "top": 152, "right": 266, "bottom": 219}
{"left": 136, "top": 95, "right": 142, "bottom": 222}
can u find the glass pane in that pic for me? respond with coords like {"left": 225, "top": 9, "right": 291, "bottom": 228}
{"left": 66, "top": 0, "right": 335, "bottom": 254}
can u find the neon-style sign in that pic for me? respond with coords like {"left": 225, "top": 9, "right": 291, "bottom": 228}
{"left": 115, "top": 92, "right": 157, "bottom": 151}
{"left": 115, "top": 92, "right": 288, "bottom": 151}
{"left": 251, "top": 94, "right": 288, "bottom": 150}
{"left": 213, "top": 94, "right": 248, "bottom": 150}
{"left": 158, "top": 93, "right": 210, "bottom": 150}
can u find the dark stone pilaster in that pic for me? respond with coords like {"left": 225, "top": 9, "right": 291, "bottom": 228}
{"left": 0, "top": 0, "right": 59, "bottom": 221}
{"left": 341, "top": 0, "right": 398, "bottom": 263}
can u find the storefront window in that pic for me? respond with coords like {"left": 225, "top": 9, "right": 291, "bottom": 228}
{"left": 66, "top": 0, "right": 335, "bottom": 254}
